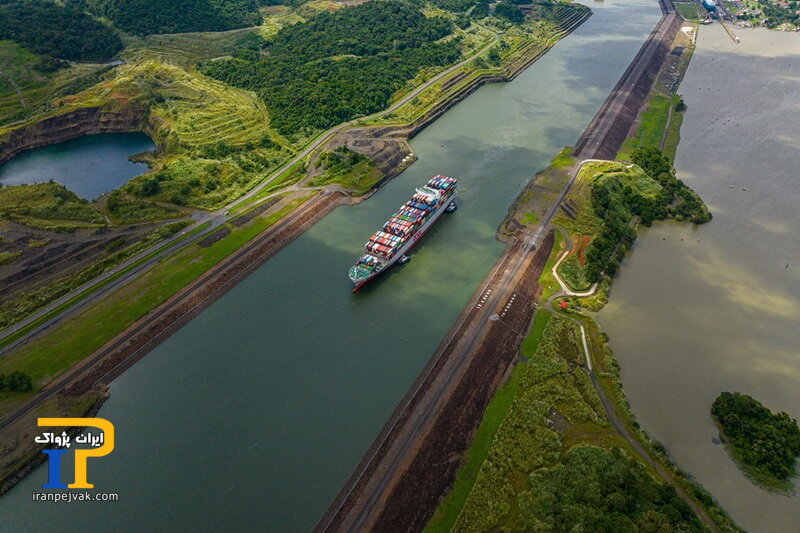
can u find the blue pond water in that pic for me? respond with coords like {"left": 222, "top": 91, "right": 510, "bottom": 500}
{"left": 0, "top": 133, "right": 155, "bottom": 199}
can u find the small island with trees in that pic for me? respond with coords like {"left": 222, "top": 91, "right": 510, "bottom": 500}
{"left": 711, "top": 391, "right": 800, "bottom": 491}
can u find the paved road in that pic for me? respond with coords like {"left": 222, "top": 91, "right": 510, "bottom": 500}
{"left": 0, "top": 28, "right": 500, "bottom": 352}
{"left": 0, "top": 221, "right": 209, "bottom": 354}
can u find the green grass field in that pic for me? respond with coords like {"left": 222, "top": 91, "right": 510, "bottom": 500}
{"left": 0, "top": 194, "right": 313, "bottom": 384}
{"left": 674, "top": 1, "right": 705, "bottom": 20}
{"left": 617, "top": 93, "right": 673, "bottom": 159}
{"left": 425, "top": 310, "right": 552, "bottom": 533}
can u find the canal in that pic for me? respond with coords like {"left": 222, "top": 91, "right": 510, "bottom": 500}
{"left": 598, "top": 24, "right": 800, "bottom": 532}
{"left": 0, "top": 133, "right": 154, "bottom": 199}
{"left": 0, "top": 1, "right": 663, "bottom": 530}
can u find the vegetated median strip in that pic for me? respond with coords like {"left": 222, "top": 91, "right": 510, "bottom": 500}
{"left": 0, "top": 221, "right": 210, "bottom": 353}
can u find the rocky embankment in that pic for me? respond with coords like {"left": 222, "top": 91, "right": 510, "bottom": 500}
{"left": 0, "top": 106, "right": 156, "bottom": 165}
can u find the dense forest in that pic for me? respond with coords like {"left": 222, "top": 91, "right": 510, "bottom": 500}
{"left": 0, "top": 0, "right": 123, "bottom": 61}
{"left": 521, "top": 446, "right": 705, "bottom": 531}
{"left": 75, "top": 0, "right": 262, "bottom": 36}
{"left": 712, "top": 392, "right": 800, "bottom": 486}
{"left": 582, "top": 148, "right": 711, "bottom": 282}
{"left": 201, "top": 1, "right": 460, "bottom": 135}
{"left": 629, "top": 147, "right": 711, "bottom": 225}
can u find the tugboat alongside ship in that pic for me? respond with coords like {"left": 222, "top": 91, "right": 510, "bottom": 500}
{"left": 348, "top": 175, "right": 457, "bottom": 291}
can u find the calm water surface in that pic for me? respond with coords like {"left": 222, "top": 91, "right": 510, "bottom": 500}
{"left": 0, "top": 1, "right": 663, "bottom": 530}
{"left": 0, "top": 133, "right": 154, "bottom": 199}
{"left": 598, "top": 25, "right": 800, "bottom": 532}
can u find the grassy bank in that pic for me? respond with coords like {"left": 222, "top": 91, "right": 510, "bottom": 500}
{"left": 617, "top": 23, "right": 696, "bottom": 161}
{"left": 0, "top": 193, "right": 313, "bottom": 385}
{"left": 431, "top": 314, "right": 714, "bottom": 531}
{"left": 424, "top": 310, "right": 552, "bottom": 533}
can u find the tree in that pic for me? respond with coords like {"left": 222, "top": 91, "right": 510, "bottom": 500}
{"left": 140, "top": 177, "right": 161, "bottom": 197}
{"left": 494, "top": 1, "right": 525, "bottom": 23}
{"left": 0, "top": 371, "right": 34, "bottom": 392}
{"left": 0, "top": 0, "right": 123, "bottom": 61}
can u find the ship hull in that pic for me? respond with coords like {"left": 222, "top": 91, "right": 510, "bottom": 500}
{"left": 351, "top": 197, "right": 454, "bottom": 291}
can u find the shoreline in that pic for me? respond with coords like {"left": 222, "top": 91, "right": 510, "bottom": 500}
{"left": 315, "top": 0, "right": 727, "bottom": 529}
{"left": 0, "top": 8, "right": 591, "bottom": 497}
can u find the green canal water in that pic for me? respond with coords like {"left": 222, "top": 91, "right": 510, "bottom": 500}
{"left": 598, "top": 25, "right": 800, "bottom": 532}
{"left": 0, "top": 133, "right": 154, "bottom": 199}
{"left": 0, "top": 1, "right": 663, "bottom": 530}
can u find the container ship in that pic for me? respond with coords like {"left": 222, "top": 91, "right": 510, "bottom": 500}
{"left": 349, "top": 175, "right": 457, "bottom": 291}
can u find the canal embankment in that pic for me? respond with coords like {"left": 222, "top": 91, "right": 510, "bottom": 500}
{"left": 0, "top": 4, "right": 594, "bottom": 499}
{"left": 574, "top": 0, "right": 683, "bottom": 159}
{"left": 0, "top": 1, "right": 669, "bottom": 528}
{"left": 317, "top": 0, "right": 690, "bottom": 527}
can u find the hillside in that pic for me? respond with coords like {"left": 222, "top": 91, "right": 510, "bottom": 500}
{"left": 200, "top": 1, "right": 460, "bottom": 135}
{"left": 81, "top": 0, "right": 263, "bottom": 35}
{"left": 0, "top": 0, "right": 123, "bottom": 61}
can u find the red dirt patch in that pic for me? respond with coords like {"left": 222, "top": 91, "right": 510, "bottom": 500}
{"left": 572, "top": 235, "right": 592, "bottom": 266}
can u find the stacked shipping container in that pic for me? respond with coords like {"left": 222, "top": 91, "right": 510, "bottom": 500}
{"left": 350, "top": 175, "right": 457, "bottom": 286}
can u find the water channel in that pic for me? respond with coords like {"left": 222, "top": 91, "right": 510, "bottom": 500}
{"left": 0, "top": 1, "right": 664, "bottom": 530}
